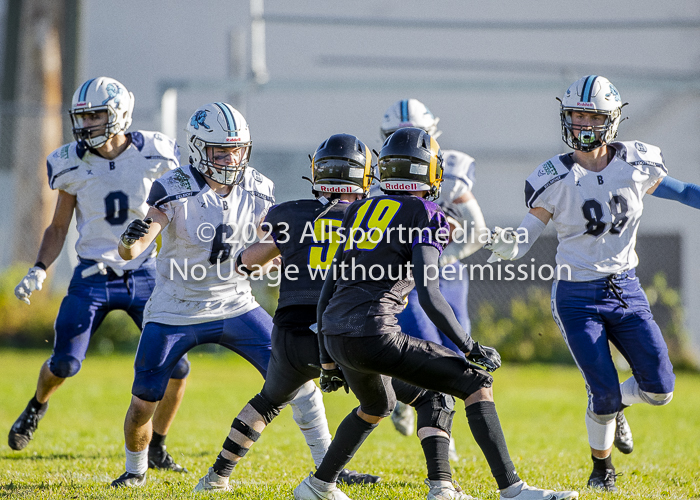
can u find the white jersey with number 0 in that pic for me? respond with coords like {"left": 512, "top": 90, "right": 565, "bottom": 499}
{"left": 144, "top": 164, "right": 275, "bottom": 325}
{"left": 47, "top": 131, "right": 180, "bottom": 271}
{"left": 525, "top": 141, "right": 667, "bottom": 281}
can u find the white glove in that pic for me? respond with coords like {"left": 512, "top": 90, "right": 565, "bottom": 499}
{"left": 14, "top": 266, "right": 48, "bottom": 305}
{"left": 484, "top": 227, "right": 519, "bottom": 262}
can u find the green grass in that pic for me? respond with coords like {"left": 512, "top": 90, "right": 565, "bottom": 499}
{"left": 1, "top": 350, "right": 699, "bottom": 499}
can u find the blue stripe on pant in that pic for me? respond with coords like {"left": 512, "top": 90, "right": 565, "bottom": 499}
{"left": 551, "top": 273, "right": 675, "bottom": 415}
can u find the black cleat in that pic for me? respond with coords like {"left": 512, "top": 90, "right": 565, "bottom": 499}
{"left": 613, "top": 411, "right": 633, "bottom": 454}
{"left": 111, "top": 471, "right": 147, "bottom": 488}
{"left": 337, "top": 468, "right": 381, "bottom": 485}
{"left": 587, "top": 468, "right": 620, "bottom": 492}
{"left": 8, "top": 400, "right": 48, "bottom": 451}
{"left": 148, "top": 445, "right": 188, "bottom": 473}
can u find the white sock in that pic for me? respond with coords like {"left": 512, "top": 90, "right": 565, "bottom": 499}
{"left": 125, "top": 445, "right": 149, "bottom": 475}
{"left": 620, "top": 376, "right": 644, "bottom": 406}
{"left": 585, "top": 410, "right": 615, "bottom": 450}
{"left": 289, "top": 381, "right": 333, "bottom": 468}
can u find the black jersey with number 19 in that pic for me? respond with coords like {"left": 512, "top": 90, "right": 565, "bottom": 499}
{"left": 322, "top": 194, "right": 449, "bottom": 338}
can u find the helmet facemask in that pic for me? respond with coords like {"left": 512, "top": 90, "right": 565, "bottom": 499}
{"left": 190, "top": 139, "right": 251, "bottom": 186}
{"left": 560, "top": 106, "right": 622, "bottom": 152}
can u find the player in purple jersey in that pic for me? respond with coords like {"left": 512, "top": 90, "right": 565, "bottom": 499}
{"left": 486, "top": 75, "right": 700, "bottom": 492}
{"left": 10, "top": 77, "right": 188, "bottom": 473}
{"left": 293, "top": 127, "right": 578, "bottom": 500}
{"left": 379, "top": 100, "right": 487, "bottom": 453}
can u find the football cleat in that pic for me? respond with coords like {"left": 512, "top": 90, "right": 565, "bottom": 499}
{"left": 500, "top": 481, "right": 579, "bottom": 499}
{"left": 425, "top": 478, "right": 479, "bottom": 500}
{"left": 111, "top": 471, "right": 147, "bottom": 488}
{"left": 294, "top": 473, "right": 352, "bottom": 500}
{"left": 8, "top": 400, "right": 48, "bottom": 451}
{"left": 587, "top": 468, "right": 619, "bottom": 492}
{"left": 337, "top": 468, "right": 381, "bottom": 485}
{"left": 391, "top": 401, "right": 415, "bottom": 436}
{"left": 613, "top": 411, "right": 633, "bottom": 454}
{"left": 148, "top": 444, "right": 188, "bottom": 472}
{"left": 194, "top": 467, "right": 230, "bottom": 492}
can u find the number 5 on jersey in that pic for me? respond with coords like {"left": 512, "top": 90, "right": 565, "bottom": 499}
{"left": 309, "top": 218, "right": 342, "bottom": 269}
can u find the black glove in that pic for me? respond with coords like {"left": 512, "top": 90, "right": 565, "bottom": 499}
{"left": 120, "top": 218, "right": 152, "bottom": 248}
{"left": 319, "top": 366, "right": 349, "bottom": 394}
{"left": 466, "top": 341, "right": 502, "bottom": 372}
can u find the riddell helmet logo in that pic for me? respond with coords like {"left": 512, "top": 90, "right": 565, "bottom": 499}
{"left": 318, "top": 185, "right": 352, "bottom": 193}
{"left": 384, "top": 181, "right": 419, "bottom": 190}
{"left": 225, "top": 137, "right": 242, "bottom": 142}
{"left": 577, "top": 102, "right": 594, "bottom": 108}
{"left": 75, "top": 102, "right": 87, "bottom": 107}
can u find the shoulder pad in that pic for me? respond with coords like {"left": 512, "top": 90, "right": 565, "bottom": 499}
{"left": 611, "top": 141, "right": 667, "bottom": 175}
{"left": 524, "top": 154, "right": 572, "bottom": 209}
{"left": 47, "top": 142, "right": 82, "bottom": 189}
{"left": 133, "top": 130, "right": 180, "bottom": 164}
{"left": 442, "top": 149, "right": 475, "bottom": 181}
{"left": 148, "top": 166, "right": 204, "bottom": 207}
{"left": 242, "top": 167, "right": 275, "bottom": 203}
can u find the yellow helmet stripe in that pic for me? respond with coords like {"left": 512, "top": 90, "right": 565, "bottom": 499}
{"left": 363, "top": 144, "right": 372, "bottom": 190}
{"left": 429, "top": 136, "right": 438, "bottom": 183}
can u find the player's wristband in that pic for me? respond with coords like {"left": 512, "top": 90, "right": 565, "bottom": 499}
{"left": 33, "top": 261, "right": 47, "bottom": 271}
{"left": 236, "top": 253, "right": 252, "bottom": 276}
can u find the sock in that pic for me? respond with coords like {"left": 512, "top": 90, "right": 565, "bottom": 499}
{"left": 29, "top": 394, "right": 46, "bottom": 411}
{"left": 420, "top": 435, "right": 452, "bottom": 481}
{"left": 315, "top": 410, "right": 378, "bottom": 483}
{"left": 592, "top": 454, "right": 614, "bottom": 471}
{"left": 466, "top": 401, "right": 520, "bottom": 490}
{"left": 125, "top": 446, "right": 149, "bottom": 475}
{"left": 213, "top": 452, "right": 237, "bottom": 477}
{"left": 150, "top": 431, "right": 166, "bottom": 448}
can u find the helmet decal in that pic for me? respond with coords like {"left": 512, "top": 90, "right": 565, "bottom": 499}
{"left": 102, "top": 83, "right": 123, "bottom": 107}
{"left": 190, "top": 110, "right": 210, "bottom": 130}
{"left": 606, "top": 84, "right": 621, "bottom": 102}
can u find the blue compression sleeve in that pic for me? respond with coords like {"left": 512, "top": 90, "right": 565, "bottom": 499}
{"left": 651, "top": 176, "right": 700, "bottom": 209}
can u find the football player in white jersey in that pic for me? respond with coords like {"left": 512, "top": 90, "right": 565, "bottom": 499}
{"left": 379, "top": 100, "right": 487, "bottom": 456}
{"left": 110, "top": 103, "right": 338, "bottom": 488}
{"left": 485, "top": 75, "right": 700, "bottom": 492}
{"left": 10, "top": 77, "right": 189, "bottom": 472}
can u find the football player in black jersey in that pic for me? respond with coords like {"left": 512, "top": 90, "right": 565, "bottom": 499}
{"left": 292, "top": 128, "right": 579, "bottom": 500}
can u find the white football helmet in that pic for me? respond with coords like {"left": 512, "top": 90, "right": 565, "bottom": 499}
{"left": 69, "top": 77, "right": 134, "bottom": 148}
{"left": 559, "top": 75, "right": 625, "bottom": 152}
{"left": 380, "top": 99, "right": 441, "bottom": 140}
{"left": 186, "top": 102, "right": 252, "bottom": 186}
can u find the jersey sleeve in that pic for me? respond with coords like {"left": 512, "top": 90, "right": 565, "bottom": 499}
{"left": 524, "top": 155, "right": 572, "bottom": 212}
{"left": 412, "top": 199, "right": 450, "bottom": 254}
{"left": 261, "top": 203, "right": 286, "bottom": 248}
{"left": 440, "top": 150, "right": 476, "bottom": 202}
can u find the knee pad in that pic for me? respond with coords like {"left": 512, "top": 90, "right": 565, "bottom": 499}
{"left": 415, "top": 391, "right": 456, "bottom": 435}
{"left": 170, "top": 357, "right": 191, "bottom": 379}
{"left": 640, "top": 390, "right": 673, "bottom": 406}
{"left": 49, "top": 356, "right": 81, "bottom": 378}
{"left": 249, "top": 393, "right": 282, "bottom": 424}
{"left": 289, "top": 381, "right": 326, "bottom": 428}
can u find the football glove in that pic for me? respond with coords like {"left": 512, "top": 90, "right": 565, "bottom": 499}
{"left": 466, "top": 341, "right": 502, "bottom": 372}
{"left": 14, "top": 266, "right": 47, "bottom": 305}
{"left": 319, "top": 366, "right": 349, "bottom": 394}
{"left": 484, "top": 226, "right": 518, "bottom": 262}
{"left": 120, "top": 217, "right": 152, "bottom": 249}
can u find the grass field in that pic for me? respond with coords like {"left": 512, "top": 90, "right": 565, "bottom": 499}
{"left": 1, "top": 350, "right": 698, "bottom": 499}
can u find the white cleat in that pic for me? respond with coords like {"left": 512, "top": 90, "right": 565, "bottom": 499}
{"left": 391, "top": 401, "right": 415, "bottom": 436}
{"left": 448, "top": 436, "right": 459, "bottom": 462}
{"left": 425, "top": 478, "right": 479, "bottom": 500}
{"left": 500, "top": 481, "right": 578, "bottom": 500}
{"left": 194, "top": 467, "right": 230, "bottom": 492}
{"left": 294, "top": 473, "right": 352, "bottom": 500}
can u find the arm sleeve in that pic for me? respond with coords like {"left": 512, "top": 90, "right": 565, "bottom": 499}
{"left": 317, "top": 245, "right": 343, "bottom": 364}
{"left": 412, "top": 244, "right": 474, "bottom": 353}
{"left": 650, "top": 176, "right": 700, "bottom": 209}
{"left": 439, "top": 198, "right": 487, "bottom": 266}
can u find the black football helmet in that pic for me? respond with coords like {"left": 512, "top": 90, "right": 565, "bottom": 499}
{"left": 377, "top": 127, "right": 443, "bottom": 200}
{"left": 311, "top": 134, "right": 373, "bottom": 197}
